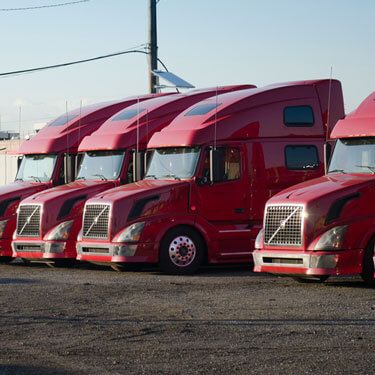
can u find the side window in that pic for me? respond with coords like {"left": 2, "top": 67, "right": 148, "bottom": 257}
{"left": 284, "top": 106, "right": 314, "bottom": 127}
{"left": 203, "top": 147, "right": 241, "bottom": 182}
{"left": 285, "top": 145, "right": 319, "bottom": 170}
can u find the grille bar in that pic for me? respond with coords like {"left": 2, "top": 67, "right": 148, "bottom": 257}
{"left": 17, "top": 205, "right": 41, "bottom": 237}
{"left": 82, "top": 204, "right": 110, "bottom": 239}
{"left": 264, "top": 205, "right": 303, "bottom": 246}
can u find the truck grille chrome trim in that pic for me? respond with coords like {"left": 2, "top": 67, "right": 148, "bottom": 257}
{"left": 264, "top": 204, "right": 303, "bottom": 246}
{"left": 82, "top": 204, "right": 110, "bottom": 239}
{"left": 17, "top": 205, "right": 41, "bottom": 237}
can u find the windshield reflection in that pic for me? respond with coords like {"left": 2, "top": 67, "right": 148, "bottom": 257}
{"left": 77, "top": 151, "right": 125, "bottom": 181}
{"left": 145, "top": 147, "right": 200, "bottom": 180}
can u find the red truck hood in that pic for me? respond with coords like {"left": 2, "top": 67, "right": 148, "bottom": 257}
{"left": 94, "top": 179, "right": 188, "bottom": 202}
{"left": 0, "top": 181, "right": 49, "bottom": 202}
{"left": 21, "top": 180, "right": 117, "bottom": 235}
{"left": 268, "top": 173, "right": 375, "bottom": 245}
{"left": 24, "top": 180, "right": 116, "bottom": 205}
{"left": 269, "top": 173, "right": 375, "bottom": 204}
{"left": 89, "top": 179, "right": 191, "bottom": 237}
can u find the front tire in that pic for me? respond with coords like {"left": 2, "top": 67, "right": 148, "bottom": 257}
{"left": 361, "top": 238, "right": 375, "bottom": 286}
{"left": 159, "top": 226, "right": 205, "bottom": 275}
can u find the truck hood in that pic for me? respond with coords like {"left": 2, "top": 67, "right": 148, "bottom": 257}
{"left": 22, "top": 180, "right": 117, "bottom": 234}
{"left": 269, "top": 173, "right": 375, "bottom": 204}
{"left": 0, "top": 181, "right": 48, "bottom": 202}
{"left": 24, "top": 180, "right": 116, "bottom": 205}
{"left": 89, "top": 179, "right": 191, "bottom": 237}
{"left": 268, "top": 173, "right": 375, "bottom": 245}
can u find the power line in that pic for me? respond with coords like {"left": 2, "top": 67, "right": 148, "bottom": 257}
{"left": 0, "top": 0, "right": 90, "bottom": 12}
{"left": 0, "top": 45, "right": 170, "bottom": 78}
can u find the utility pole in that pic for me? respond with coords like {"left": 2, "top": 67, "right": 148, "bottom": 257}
{"left": 148, "top": 0, "right": 158, "bottom": 93}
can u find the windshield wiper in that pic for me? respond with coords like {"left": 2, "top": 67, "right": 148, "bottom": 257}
{"left": 15, "top": 178, "right": 23, "bottom": 181}
{"left": 76, "top": 176, "right": 86, "bottom": 180}
{"left": 145, "top": 174, "right": 157, "bottom": 179}
{"left": 356, "top": 165, "right": 375, "bottom": 174}
{"left": 92, "top": 174, "right": 108, "bottom": 181}
{"left": 28, "top": 176, "right": 42, "bottom": 182}
{"left": 162, "top": 174, "right": 181, "bottom": 181}
{"left": 328, "top": 169, "right": 346, "bottom": 174}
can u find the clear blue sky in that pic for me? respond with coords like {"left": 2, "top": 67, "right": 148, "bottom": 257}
{"left": 0, "top": 0, "right": 374, "bottom": 134}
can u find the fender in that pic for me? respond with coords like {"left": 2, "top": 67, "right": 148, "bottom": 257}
{"left": 356, "top": 217, "right": 375, "bottom": 250}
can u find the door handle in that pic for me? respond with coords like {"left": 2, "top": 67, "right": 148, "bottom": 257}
{"left": 234, "top": 208, "right": 245, "bottom": 213}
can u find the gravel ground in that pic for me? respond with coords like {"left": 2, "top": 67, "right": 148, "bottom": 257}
{"left": 0, "top": 261, "right": 374, "bottom": 375}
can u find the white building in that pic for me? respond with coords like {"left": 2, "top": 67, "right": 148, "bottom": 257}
{"left": 0, "top": 140, "right": 21, "bottom": 185}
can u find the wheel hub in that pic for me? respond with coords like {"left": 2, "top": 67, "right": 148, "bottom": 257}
{"left": 168, "top": 236, "right": 196, "bottom": 267}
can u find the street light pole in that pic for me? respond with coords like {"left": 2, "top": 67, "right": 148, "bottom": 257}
{"left": 148, "top": 0, "right": 159, "bottom": 93}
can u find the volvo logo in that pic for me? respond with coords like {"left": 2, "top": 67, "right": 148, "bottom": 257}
{"left": 279, "top": 219, "right": 287, "bottom": 229}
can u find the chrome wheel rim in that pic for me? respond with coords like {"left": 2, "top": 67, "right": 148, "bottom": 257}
{"left": 168, "top": 235, "right": 196, "bottom": 267}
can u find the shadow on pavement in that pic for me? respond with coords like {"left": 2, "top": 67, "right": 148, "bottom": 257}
{"left": 0, "top": 278, "right": 40, "bottom": 285}
{"left": 0, "top": 365, "right": 68, "bottom": 375}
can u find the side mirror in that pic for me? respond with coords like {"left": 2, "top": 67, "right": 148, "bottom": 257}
{"left": 324, "top": 142, "right": 332, "bottom": 174}
{"left": 132, "top": 150, "right": 145, "bottom": 182}
{"left": 196, "top": 176, "right": 209, "bottom": 186}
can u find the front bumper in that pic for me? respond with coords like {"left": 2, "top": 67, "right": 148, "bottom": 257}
{"left": 253, "top": 249, "right": 364, "bottom": 276}
{"left": 76, "top": 241, "right": 155, "bottom": 264}
{"left": 12, "top": 239, "right": 75, "bottom": 260}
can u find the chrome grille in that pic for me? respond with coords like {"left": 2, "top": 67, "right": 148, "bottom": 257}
{"left": 83, "top": 204, "right": 110, "bottom": 239}
{"left": 264, "top": 205, "right": 303, "bottom": 246}
{"left": 17, "top": 205, "right": 41, "bottom": 237}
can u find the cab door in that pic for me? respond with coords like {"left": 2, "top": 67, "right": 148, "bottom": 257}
{"left": 195, "top": 144, "right": 252, "bottom": 260}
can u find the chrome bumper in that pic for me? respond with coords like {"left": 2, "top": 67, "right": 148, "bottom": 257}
{"left": 253, "top": 250, "right": 338, "bottom": 269}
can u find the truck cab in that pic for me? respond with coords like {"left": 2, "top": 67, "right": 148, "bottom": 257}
{"left": 0, "top": 98, "right": 148, "bottom": 263}
{"left": 77, "top": 79, "right": 345, "bottom": 274}
{"left": 253, "top": 91, "right": 375, "bottom": 285}
{"left": 12, "top": 85, "right": 253, "bottom": 266}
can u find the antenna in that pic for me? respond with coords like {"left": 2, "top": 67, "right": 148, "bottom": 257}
{"left": 136, "top": 97, "right": 140, "bottom": 155}
{"left": 18, "top": 107, "right": 22, "bottom": 147}
{"left": 145, "top": 109, "right": 149, "bottom": 172}
{"left": 326, "top": 67, "right": 333, "bottom": 141}
{"left": 323, "top": 67, "right": 333, "bottom": 174}
{"left": 214, "top": 86, "right": 218, "bottom": 151}
{"left": 65, "top": 101, "right": 70, "bottom": 183}
{"left": 133, "top": 97, "right": 141, "bottom": 182}
{"left": 77, "top": 99, "right": 83, "bottom": 178}
{"left": 209, "top": 87, "right": 219, "bottom": 184}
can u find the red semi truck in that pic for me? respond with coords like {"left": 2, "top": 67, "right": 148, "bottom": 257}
{"left": 0, "top": 98, "right": 153, "bottom": 263}
{"left": 253, "top": 91, "right": 375, "bottom": 285}
{"left": 76, "top": 79, "right": 345, "bottom": 274}
{"left": 12, "top": 85, "right": 252, "bottom": 266}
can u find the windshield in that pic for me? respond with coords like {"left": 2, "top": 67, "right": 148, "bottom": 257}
{"left": 329, "top": 138, "right": 375, "bottom": 174}
{"left": 145, "top": 147, "right": 200, "bottom": 180}
{"left": 77, "top": 151, "right": 125, "bottom": 180}
{"left": 16, "top": 154, "right": 57, "bottom": 182}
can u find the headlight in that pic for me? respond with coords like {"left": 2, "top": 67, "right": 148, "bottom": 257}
{"left": 113, "top": 222, "right": 145, "bottom": 243}
{"left": 254, "top": 228, "right": 264, "bottom": 249}
{"left": 313, "top": 225, "right": 348, "bottom": 251}
{"left": 45, "top": 220, "right": 74, "bottom": 241}
{"left": 0, "top": 220, "right": 8, "bottom": 238}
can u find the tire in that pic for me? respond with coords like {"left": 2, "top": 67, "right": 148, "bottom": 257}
{"left": 0, "top": 256, "right": 14, "bottom": 264}
{"left": 159, "top": 226, "right": 205, "bottom": 275}
{"left": 361, "top": 238, "right": 375, "bottom": 286}
{"left": 293, "top": 276, "right": 329, "bottom": 284}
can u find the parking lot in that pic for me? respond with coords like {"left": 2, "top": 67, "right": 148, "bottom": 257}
{"left": 0, "top": 261, "right": 374, "bottom": 375}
